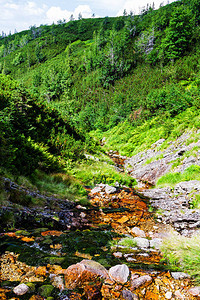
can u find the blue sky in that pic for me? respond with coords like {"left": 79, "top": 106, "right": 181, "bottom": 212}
{"left": 0, "top": 0, "right": 175, "bottom": 34}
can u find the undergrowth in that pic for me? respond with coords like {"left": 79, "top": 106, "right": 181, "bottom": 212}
{"left": 100, "top": 107, "right": 200, "bottom": 157}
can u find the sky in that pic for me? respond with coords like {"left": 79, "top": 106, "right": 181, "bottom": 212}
{"left": 0, "top": 0, "right": 175, "bottom": 35}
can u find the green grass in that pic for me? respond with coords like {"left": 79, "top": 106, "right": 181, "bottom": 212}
{"left": 109, "top": 237, "right": 137, "bottom": 248}
{"left": 30, "top": 170, "right": 87, "bottom": 202}
{"left": 190, "top": 194, "right": 200, "bottom": 209}
{"left": 156, "top": 165, "right": 200, "bottom": 187}
{"left": 161, "top": 233, "right": 200, "bottom": 283}
{"left": 70, "top": 160, "right": 136, "bottom": 187}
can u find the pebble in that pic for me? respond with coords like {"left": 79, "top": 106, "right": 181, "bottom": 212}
{"left": 171, "top": 272, "right": 190, "bottom": 280}
{"left": 188, "top": 286, "right": 200, "bottom": 297}
{"left": 165, "top": 291, "right": 172, "bottom": 299}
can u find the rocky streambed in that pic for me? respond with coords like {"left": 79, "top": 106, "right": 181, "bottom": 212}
{"left": 0, "top": 178, "right": 199, "bottom": 299}
{"left": 1, "top": 135, "right": 200, "bottom": 299}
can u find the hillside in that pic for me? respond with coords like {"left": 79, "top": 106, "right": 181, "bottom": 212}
{"left": 0, "top": 0, "right": 200, "bottom": 298}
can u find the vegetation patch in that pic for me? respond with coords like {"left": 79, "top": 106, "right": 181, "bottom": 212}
{"left": 70, "top": 160, "right": 136, "bottom": 187}
{"left": 161, "top": 233, "right": 200, "bottom": 283}
{"left": 156, "top": 165, "right": 200, "bottom": 188}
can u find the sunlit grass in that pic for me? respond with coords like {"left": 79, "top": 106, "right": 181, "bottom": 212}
{"left": 156, "top": 165, "right": 200, "bottom": 187}
{"left": 161, "top": 233, "right": 200, "bottom": 283}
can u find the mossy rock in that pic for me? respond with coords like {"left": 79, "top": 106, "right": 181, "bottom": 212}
{"left": 26, "top": 282, "right": 35, "bottom": 292}
{"left": 39, "top": 284, "right": 54, "bottom": 298}
{"left": 15, "top": 230, "right": 30, "bottom": 236}
{"left": 46, "top": 297, "right": 54, "bottom": 300}
{"left": 48, "top": 257, "right": 65, "bottom": 265}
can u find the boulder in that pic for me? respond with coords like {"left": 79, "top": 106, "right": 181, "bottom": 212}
{"left": 13, "top": 283, "right": 29, "bottom": 296}
{"left": 109, "top": 264, "right": 129, "bottom": 284}
{"left": 64, "top": 260, "right": 108, "bottom": 289}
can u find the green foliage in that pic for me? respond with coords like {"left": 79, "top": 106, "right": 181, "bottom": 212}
{"left": 0, "top": 74, "right": 92, "bottom": 175}
{"left": 30, "top": 170, "right": 87, "bottom": 202}
{"left": 159, "top": 6, "right": 195, "bottom": 61}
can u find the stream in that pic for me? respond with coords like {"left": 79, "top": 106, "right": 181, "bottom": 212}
{"left": 0, "top": 154, "right": 197, "bottom": 299}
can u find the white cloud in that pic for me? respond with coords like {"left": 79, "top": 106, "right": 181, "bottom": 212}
{"left": 74, "top": 5, "right": 92, "bottom": 18}
{"left": 46, "top": 6, "right": 72, "bottom": 23}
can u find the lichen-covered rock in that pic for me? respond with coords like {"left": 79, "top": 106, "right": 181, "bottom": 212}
{"left": 109, "top": 264, "right": 129, "bottom": 284}
{"left": 13, "top": 283, "right": 29, "bottom": 295}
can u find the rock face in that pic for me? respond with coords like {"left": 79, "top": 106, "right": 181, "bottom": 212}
{"left": 140, "top": 181, "right": 200, "bottom": 235}
{"left": 13, "top": 283, "right": 29, "bottom": 295}
{"left": 109, "top": 264, "right": 130, "bottom": 284}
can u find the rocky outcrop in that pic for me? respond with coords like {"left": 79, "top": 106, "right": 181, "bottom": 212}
{"left": 124, "top": 131, "right": 200, "bottom": 185}
{"left": 140, "top": 181, "right": 200, "bottom": 235}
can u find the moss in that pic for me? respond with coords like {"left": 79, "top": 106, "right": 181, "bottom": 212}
{"left": 39, "top": 285, "right": 54, "bottom": 298}
{"left": 48, "top": 257, "right": 65, "bottom": 265}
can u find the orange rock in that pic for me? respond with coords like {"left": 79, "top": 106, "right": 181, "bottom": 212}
{"left": 75, "top": 251, "right": 92, "bottom": 260}
{"left": 35, "top": 266, "right": 47, "bottom": 277}
{"left": 41, "top": 230, "right": 63, "bottom": 236}
{"left": 29, "top": 296, "right": 44, "bottom": 300}
{"left": 50, "top": 244, "right": 62, "bottom": 250}
{"left": 21, "top": 237, "right": 35, "bottom": 242}
{"left": 145, "top": 290, "right": 159, "bottom": 300}
{"left": 84, "top": 284, "right": 102, "bottom": 300}
{"left": 69, "top": 292, "right": 82, "bottom": 300}
{"left": 117, "top": 216, "right": 129, "bottom": 224}
{"left": 64, "top": 260, "right": 108, "bottom": 290}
